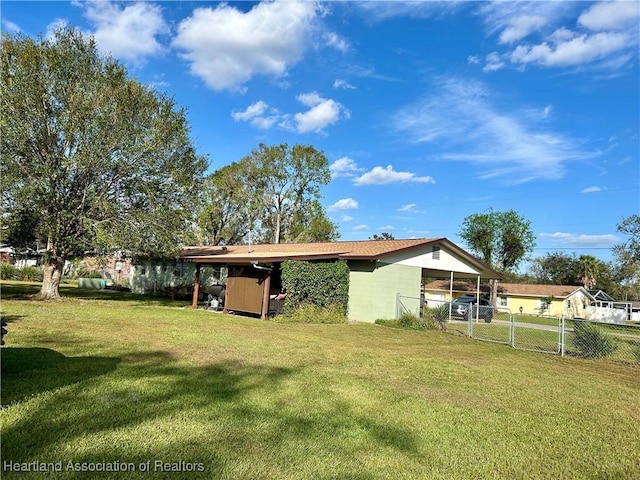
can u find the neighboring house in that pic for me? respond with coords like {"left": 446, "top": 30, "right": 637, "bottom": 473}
{"left": 80, "top": 256, "right": 133, "bottom": 284}
{"left": 177, "top": 238, "right": 500, "bottom": 322}
{"left": 127, "top": 259, "right": 226, "bottom": 297}
{"left": 0, "top": 245, "right": 44, "bottom": 268}
{"left": 424, "top": 280, "right": 630, "bottom": 323}
{"left": 424, "top": 280, "right": 592, "bottom": 317}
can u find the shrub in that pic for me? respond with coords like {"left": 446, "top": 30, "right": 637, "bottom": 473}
{"left": 18, "top": 266, "right": 43, "bottom": 282}
{"left": 273, "top": 303, "right": 348, "bottom": 324}
{"left": 398, "top": 312, "right": 429, "bottom": 330}
{"left": 424, "top": 304, "right": 449, "bottom": 330}
{"left": 0, "top": 264, "right": 43, "bottom": 281}
{"left": 374, "top": 319, "right": 401, "bottom": 328}
{"left": 0, "top": 264, "right": 20, "bottom": 280}
{"left": 572, "top": 321, "right": 618, "bottom": 358}
{"left": 281, "top": 260, "right": 349, "bottom": 315}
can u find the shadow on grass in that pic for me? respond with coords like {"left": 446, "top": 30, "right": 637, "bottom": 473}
{"left": 0, "top": 281, "right": 191, "bottom": 307}
{"left": 1, "top": 347, "right": 120, "bottom": 406}
{"left": 1, "top": 351, "right": 421, "bottom": 478}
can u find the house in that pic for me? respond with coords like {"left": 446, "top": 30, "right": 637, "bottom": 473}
{"left": 177, "top": 238, "right": 500, "bottom": 322}
{"left": 423, "top": 280, "right": 630, "bottom": 322}
{"left": 424, "top": 279, "right": 592, "bottom": 317}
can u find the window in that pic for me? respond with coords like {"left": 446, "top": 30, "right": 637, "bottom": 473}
{"left": 173, "top": 262, "right": 187, "bottom": 278}
{"left": 139, "top": 266, "right": 146, "bottom": 276}
{"left": 432, "top": 246, "right": 440, "bottom": 260}
{"left": 499, "top": 296, "right": 508, "bottom": 307}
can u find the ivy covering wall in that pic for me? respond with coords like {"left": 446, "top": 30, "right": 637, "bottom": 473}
{"left": 281, "top": 260, "right": 349, "bottom": 315}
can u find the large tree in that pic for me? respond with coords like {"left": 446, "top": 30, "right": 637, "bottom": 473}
{"left": 529, "top": 251, "right": 578, "bottom": 285}
{"left": 247, "top": 143, "right": 332, "bottom": 244}
{"left": 197, "top": 143, "right": 336, "bottom": 245}
{"left": 459, "top": 209, "right": 536, "bottom": 305}
{"left": 1, "top": 28, "right": 207, "bottom": 299}
{"left": 196, "top": 161, "right": 257, "bottom": 246}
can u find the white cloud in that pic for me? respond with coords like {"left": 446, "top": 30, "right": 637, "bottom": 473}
{"left": 578, "top": 1, "right": 639, "bottom": 31}
{"left": 324, "top": 32, "right": 349, "bottom": 52}
{"left": 2, "top": 19, "right": 20, "bottom": 34}
{"left": 378, "top": 225, "right": 396, "bottom": 231}
{"left": 78, "top": 1, "right": 167, "bottom": 64}
{"left": 483, "top": 52, "right": 505, "bottom": 72}
{"left": 581, "top": 186, "right": 603, "bottom": 193}
{"left": 333, "top": 79, "right": 356, "bottom": 90}
{"left": 353, "top": 224, "right": 369, "bottom": 232}
{"left": 539, "top": 232, "right": 618, "bottom": 247}
{"left": 232, "top": 101, "right": 268, "bottom": 121}
{"left": 397, "top": 203, "right": 425, "bottom": 214}
{"left": 328, "top": 198, "right": 358, "bottom": 211}
{"left": 392, "top": 76, "right": 598, "bottom": 184}
{"left": 340, "top": 215, "right": 354, "bottom": 222}
{"left": 231, "top": 101, "right": 278, "bottom": 129}
{"left": 330, "top": 157, "right": 362, "bottom": 178}
{"left": 232, "top": 93, "right": 347, "bottom": 133}
{"left": 172, "top": 1, "right": 319, "bottom": 91}
{"left": 353, "top": 165, "right": 436, "bottom": 185}
{"left": 478, "top": 2, "right": 570, "bottom": 42}
{"left": 510, "top": 31, "right": 631, "bottom": 67}
{"left": 467, "top": 55, "right": 480, "bottom": 65}
{"left": 291, "top": 92, "right": 349, "bottom": 134}
{"left": 354, "top": 165, "right": 435, "bottom": 186}
{"left": 477, "top": 1, "right": 637, "bottom": 72}
{"left": 499, "top": 14, "right": 547, "bottom": 43}
{"left": 398, "top": 203, "right": 417, "bottom": 212}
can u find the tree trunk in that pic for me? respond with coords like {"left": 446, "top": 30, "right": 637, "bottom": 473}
{"left": 38, "top": 255, "right": 65, "bottom": 300}
{"left": 489, "top": 278, "right": 499, "bottom": 308}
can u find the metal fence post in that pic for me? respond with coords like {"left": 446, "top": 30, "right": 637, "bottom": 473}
{"left": 560, "top": 316, "right": 565, "bottom": 357}
{"left": 510, "top": 312, "right": 515, "bottom": 348}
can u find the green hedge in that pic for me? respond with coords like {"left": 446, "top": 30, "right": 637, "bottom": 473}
{"left": 280, "top": 260, "right": 349, "bottom": 315}
{"left": 0, "top": 264, "right": 43, "bottom": 282}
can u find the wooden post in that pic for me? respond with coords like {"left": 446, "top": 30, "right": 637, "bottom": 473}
{"left": 192, "top": 263, "right": 201, "bottom": 309}
{"left": 261, "top": 273, "right": 271, "bottom": 320}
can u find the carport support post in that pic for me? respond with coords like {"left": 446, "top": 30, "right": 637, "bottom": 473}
{"left": 192, "top": 263, "right": 201, "bottom": 309}
{"left": 261, "top": 273, "right": 271, "bottom": 320}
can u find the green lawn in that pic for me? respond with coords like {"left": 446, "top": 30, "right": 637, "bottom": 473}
{"left": 2, "top": 281, "right": 639, "bottom": 479}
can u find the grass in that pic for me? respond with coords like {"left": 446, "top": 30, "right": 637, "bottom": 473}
{"left": 1, "top": 281, "right": 640, "bottom": 479}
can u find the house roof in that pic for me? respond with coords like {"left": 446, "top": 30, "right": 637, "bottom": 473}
{"left": 182, "top": 238, "right": 441, "bottom": 263}
{"left": 424, "top": 280, "right": 587, "bottom": 299}
{"left": 180, "top": 238, "right": 500, "bottom": 277}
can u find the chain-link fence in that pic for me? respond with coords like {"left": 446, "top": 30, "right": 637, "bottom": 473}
{"left": 398, "top": 295, "right": 640, "bottom": 364}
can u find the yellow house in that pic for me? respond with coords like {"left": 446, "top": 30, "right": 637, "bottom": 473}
{"left": 423, "top": 280, "right": 593, "bottom": 318}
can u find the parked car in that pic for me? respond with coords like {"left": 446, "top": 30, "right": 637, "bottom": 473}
{"left": 451, "top": 296, "right": 493, "bottom": 323}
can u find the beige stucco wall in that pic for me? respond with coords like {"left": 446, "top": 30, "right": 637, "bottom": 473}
{"left": 348, "top": 261, "right": 422, "bottom": 323}
{"left": 382, "top": 244, "right": 481, "bottom": 275}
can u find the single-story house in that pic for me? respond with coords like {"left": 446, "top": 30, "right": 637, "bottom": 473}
{"left": 177, "top": 238, "right": 500, "bottom": 322}
{"left": 424, "top": 280, "right": 630, "bottom": 322}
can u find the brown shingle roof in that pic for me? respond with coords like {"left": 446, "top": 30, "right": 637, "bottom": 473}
{"left": 181, "top": 238, "right": 443, "bottom": 263}
{"left": 424, "top": 280, "right": 584, "bottom": 298}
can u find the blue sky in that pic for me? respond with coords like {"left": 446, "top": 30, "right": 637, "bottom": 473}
{"left": 2, "top": 1, "right": 638, "bottom": 268}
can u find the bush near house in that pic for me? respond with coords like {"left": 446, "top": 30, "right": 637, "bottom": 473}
{"left": 281, "top": 260, "right": 349, "bottom": 315}
{"left": 0, "top": 264, "right": 43, "bottom": 282}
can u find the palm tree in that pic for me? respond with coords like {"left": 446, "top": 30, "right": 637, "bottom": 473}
{"left": 576, "top": 255, "right": 600, "bottom": 290}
